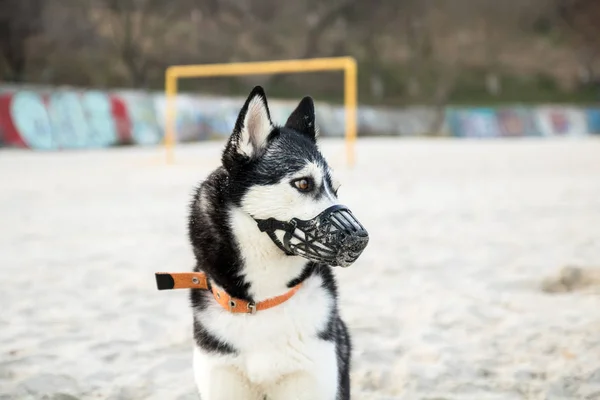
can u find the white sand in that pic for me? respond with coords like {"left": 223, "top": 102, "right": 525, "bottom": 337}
{"left": 1, "top": 137, "right": 599, "bottom": 400}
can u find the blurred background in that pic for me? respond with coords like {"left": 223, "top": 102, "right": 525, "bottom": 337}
{"left": 2, "top": 0, "right": 600, "bottom": 102}
{"left": 1, "top": 0, "right": 600, "bottom": 144}
{"left": 1, "top": 1, "right": 600, "bottom": 400}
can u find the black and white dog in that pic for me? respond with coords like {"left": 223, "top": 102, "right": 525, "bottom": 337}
{"left": 186, "top": 86, "right": 369, "bottom": 400}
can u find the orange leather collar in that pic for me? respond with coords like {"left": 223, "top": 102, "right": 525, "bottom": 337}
{"left": 155, "top": 272, "right": 302, "bottom": 314}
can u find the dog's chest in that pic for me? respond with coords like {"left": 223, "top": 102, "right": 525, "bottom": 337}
{"left": 242, "top": 335, "right": 337, "bottom": 384}
{"left": 196, "top": 275, "right": 336, "bottom": 382}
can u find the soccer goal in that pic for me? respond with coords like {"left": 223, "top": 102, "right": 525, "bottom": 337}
{"left": 164, "top": 57, "right": 358, "bottom": 166}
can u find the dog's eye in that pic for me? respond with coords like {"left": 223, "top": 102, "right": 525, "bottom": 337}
{"left": 292, "top": 178, "right": 313, "bottom": 192}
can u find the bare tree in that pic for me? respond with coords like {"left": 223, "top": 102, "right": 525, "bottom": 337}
{"left": 0, "top": 0, "right": 587, "bottom": 104}
{"left": 79, "top": 0, "right": 195, "bottom": 88}
{"left": 0, "top": 0, "right": 43, "bottom": 82}
{"left": 559, "top": 0, "right": 600, "bottom": 83}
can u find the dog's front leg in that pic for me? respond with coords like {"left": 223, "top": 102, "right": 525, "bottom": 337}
{"left": 194, "top": 348, "right": 262, "bottom": 400}
{"left": 266, "top": 371, "right": 338, "bottom": 400}
{"left": 196, "top": 366, "right": 262, "bottom": 400}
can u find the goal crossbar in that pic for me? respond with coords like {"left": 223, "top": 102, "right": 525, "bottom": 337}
{"left": 164, "top": 56, "right": 357, "bottom": 166}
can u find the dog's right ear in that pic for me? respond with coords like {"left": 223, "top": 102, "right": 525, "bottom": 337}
{"left": 223, "top": 86, "right": 274, "bottom": 168}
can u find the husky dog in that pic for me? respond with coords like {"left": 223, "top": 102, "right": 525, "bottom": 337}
{"left": 187, "top": 86, "right": 369, "bottom": 400}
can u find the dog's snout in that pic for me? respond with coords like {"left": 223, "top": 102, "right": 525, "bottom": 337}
{"left": 344, "top": 232, "right": 369, "bottom": 252}
{"left": 255, "top": 204, "right": 369, "bottom": 267}
{"left": 335, "top": 224, "right": 369, "bottom": 267}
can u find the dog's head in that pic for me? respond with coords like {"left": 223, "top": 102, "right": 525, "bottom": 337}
{"left": 222, "top": 86, "right": 368, "bottom": 267}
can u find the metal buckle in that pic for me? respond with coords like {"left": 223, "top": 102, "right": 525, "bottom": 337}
{"left": 247, "top": 302, "right": 257, "bottom": 314}
{"left": 288, "top": 219, "right": 298, "bottom": 232}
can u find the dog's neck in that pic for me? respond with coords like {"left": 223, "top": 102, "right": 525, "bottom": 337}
{"left": 228, "top": 207, "right": 310, "bottom": 301}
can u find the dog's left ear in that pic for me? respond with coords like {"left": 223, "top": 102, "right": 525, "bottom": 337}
{"left": 285, "top": 96, "right": 318, "bottom": 142}
{"left": 224, "top": 86, "right": 274, "bottom": 164}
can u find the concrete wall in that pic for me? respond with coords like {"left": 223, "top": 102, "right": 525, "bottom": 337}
{"left": 0, "top": 85, "right": 598, "bottom": 149}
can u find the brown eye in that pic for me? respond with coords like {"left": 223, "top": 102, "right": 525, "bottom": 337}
{"left": 292, "top": 178, "right": 313, "bottom": 192}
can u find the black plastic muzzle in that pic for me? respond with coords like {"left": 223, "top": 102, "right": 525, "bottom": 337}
{"left": 255, "top": 205, "right": 369, "bottom": 267}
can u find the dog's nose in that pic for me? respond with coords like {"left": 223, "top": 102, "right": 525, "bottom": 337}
{"left": 328, "top": 209, "right": 369, "bottom": 267}
{"left": 335, "top": 229, "right": 369, "bottom": 267}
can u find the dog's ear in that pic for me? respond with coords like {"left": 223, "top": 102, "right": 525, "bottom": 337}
{"left": 285, "top": 96, "right": 318, "bottom": 142}
{"left": 223, "top": 86, "right": 274, "bottom": 165}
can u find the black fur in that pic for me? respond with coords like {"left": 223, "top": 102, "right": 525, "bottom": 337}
{"left": 187, "top": 86, "right": 352, "bottom": 399}
{"left": 285, "top": 96, "right": 318, "bottom": 142}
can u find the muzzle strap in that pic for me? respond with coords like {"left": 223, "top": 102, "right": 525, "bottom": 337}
{"left": 255, "top": 218, "right": 295, "bottom": 256}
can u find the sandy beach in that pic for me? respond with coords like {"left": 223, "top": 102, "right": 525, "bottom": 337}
{"left": 1, "top": 137, "right": 599, "bottom": 400}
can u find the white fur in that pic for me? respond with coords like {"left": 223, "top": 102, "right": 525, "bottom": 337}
{"left": 193, "top": 160, "right": 343, "bottom": 399}
{"left": 244, "top": 162, "right": 337, "bottom": 221}
{"left": 237, "top": 96, "right": 273, "bottom": 157}
{"left": 328, "top": 167, "right": 341, "bottom": 199}
{"left": 193, "top": 269, "right": 339, "bottom": 399}
{"left": 229, "top": 207, "right": 306, "bottom": 299}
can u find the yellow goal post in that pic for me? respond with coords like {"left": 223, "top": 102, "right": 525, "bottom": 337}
{"left": 164, "top": 57, "right": 358, "bottom": 166}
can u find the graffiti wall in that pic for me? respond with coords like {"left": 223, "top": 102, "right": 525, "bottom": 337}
{"left": 0, "top": 91, "right": 127, "bottom": 149}
{"left": 0, "top": 84, "right": 598, "bottom": 150}
{"left": 0, "top": 89, "right": 160, "bottom": 149}
{"left": 447, "top": 106, "right": 599, "bottom": 138}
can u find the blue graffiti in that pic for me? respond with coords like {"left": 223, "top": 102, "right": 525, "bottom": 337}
{"left": 80, "top": 91, "right": 119, "bottom": 147}
{"left": 123, "top": 95, "right": 162, "bottom": 145}
{"left": 10, "top": 92, "right": 54, "bottom": 149}
{"left": 448, "top": 108, "right": 500, "bottom": 138}
{"left": 9, "top": 90, "right": 119, "bottom": 149}
{"left": 586, "top": 108, "right": 600, "bottom": 134}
